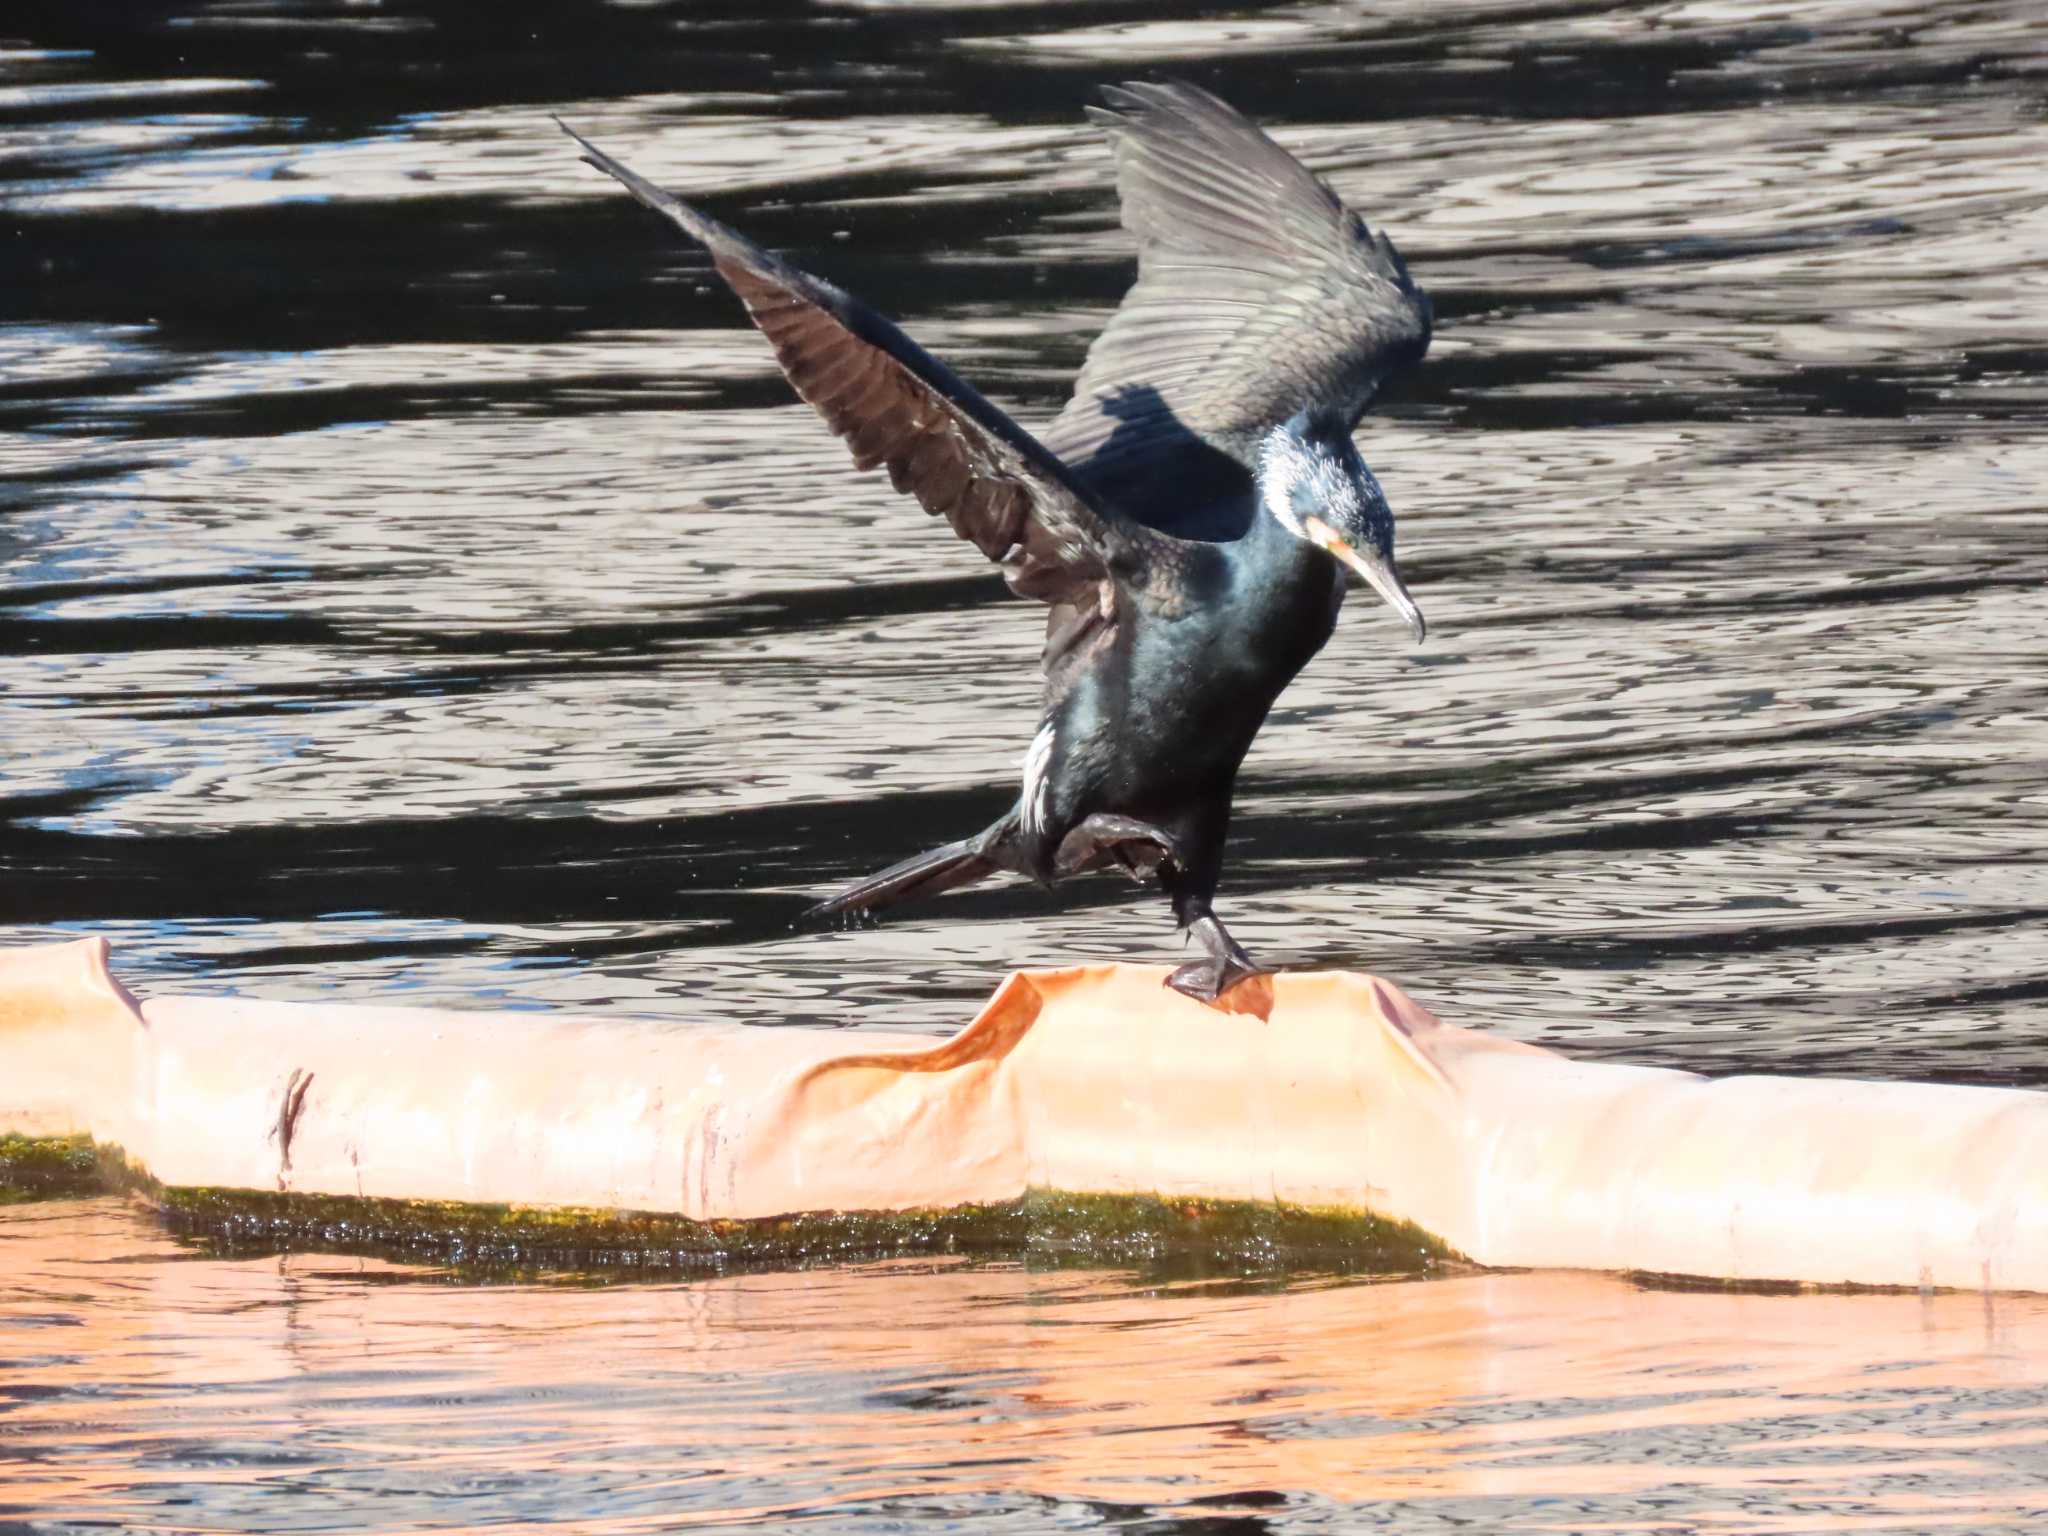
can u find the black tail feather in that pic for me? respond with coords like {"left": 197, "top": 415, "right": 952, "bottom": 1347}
{"left": 805, "top": 817, "right": 1018, "bottom": 920}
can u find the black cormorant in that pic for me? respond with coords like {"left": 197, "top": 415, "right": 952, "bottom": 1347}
{"left": 562, "top": 82, "right": 1432, "bottom": 1001}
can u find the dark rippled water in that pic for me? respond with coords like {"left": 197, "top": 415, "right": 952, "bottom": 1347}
{"left": 3, "top": 1, "right": 2048, "bottom": 1528}
{"left": 4, "top": 0, "right": 2046, "bottom": 1076}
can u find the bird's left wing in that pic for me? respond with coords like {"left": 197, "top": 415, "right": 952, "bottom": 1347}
{"left": 1042, "top": 82, "right": 1432, "bottom": 513}
{"left": 562, "top": 122, "right": 1174, "bottom": 615}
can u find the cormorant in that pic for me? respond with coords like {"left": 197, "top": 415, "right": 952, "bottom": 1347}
{"left": 562, "top": 82, "right": 1432, "bottom": 1001}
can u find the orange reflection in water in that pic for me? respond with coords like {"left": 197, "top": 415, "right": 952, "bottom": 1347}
{"left": 5, "top": 1200, "right": 2048, "bottom": 1531}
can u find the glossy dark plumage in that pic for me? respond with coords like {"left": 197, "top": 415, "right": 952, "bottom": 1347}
{"left": 563, "top": 82, "right": 1433, "bottom": 1000}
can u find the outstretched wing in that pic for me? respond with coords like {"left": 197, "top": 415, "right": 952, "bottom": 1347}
{"left": 561, "top": 121, "right": 1177, "bottom": 621}
{"left": 1041, "top": 82, "right": 1432, "bottom": 515}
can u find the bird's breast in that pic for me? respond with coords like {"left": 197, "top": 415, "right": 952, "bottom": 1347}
{"left": 1034, "top": 552, "right": 1342, "bottom": 836}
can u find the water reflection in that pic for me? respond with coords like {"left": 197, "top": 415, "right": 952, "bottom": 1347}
{"left": 4, "top": 1199, "right": 2048, "bottom": 1531}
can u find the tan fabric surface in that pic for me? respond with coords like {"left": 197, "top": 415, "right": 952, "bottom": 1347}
{"left": 5, "top": 938, "right": 2045, "bottom": 1290}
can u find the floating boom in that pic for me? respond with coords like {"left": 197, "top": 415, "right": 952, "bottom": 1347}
{"left": 3, "top": 937, "right": 2044, "bottom": 1290}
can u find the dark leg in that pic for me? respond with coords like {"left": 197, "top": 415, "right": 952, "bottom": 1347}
{"left": 1055, "top": 811, "right": 1262, "bottom": 1000}
{"left": 1159, "top": 841, "right": 1264, "bottom": 1003}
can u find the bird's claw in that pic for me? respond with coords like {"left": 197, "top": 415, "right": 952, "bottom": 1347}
{"left": 1165, "top": 954, "right": 1267, "bottom": 1004}
{"left": 1165, "top": 912, "right": 1266, "bottom": 1004}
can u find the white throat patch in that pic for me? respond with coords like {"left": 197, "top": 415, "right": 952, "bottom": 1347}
{"left": 1258, "top": 430, "right": 1352, "bottom": 543}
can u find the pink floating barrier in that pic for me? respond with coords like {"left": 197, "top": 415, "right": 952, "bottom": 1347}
{"left": 4, "top": 936, "right": 2045, "bottom": 1290}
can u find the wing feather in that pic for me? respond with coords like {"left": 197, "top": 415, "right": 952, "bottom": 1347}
{"left": 1042, "top": 82, "right": 1432, "bottom": 511}
{"left": 560, "top": 119, "right": 1178, "bottom": 625}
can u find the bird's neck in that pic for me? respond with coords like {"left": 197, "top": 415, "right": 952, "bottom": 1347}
{"left": 1247, "top": 417, "right": 1338, "bottom": 553}
{"left": 1236, "top": 482, "right": 1340, "bottom": 610}
{"left": 1226, "top": 419, "right": 1348, "bottom": 619}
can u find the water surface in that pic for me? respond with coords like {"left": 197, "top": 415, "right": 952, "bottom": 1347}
{"left": 7, "top": 1198, "right": 2048, "bottom": 1532}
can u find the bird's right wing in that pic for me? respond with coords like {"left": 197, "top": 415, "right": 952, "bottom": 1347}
{"left": 562, "top": 121, "right": 1184, "bottom": 622}
{"left": 1043, "top": 82, "right": 1432, "bottom": 510}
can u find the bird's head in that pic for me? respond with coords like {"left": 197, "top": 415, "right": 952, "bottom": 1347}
{"left": 1258, "top": 415, "right": 1425, "bottom": 645}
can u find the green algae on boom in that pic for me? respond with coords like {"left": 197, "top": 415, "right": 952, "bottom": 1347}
{"left": 0, "top": 1134, "right": 102, "bottom": 1204}
{"left": 156, "top": 1184, "right": 1456, "bottom": 1279}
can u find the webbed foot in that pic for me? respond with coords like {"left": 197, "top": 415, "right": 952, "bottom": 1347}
{"left": 1165, "top": 915, "right": 1267, "bottom": 1003}
{"left": 1053, "top": 814, "right": 1181, "bottom": 879}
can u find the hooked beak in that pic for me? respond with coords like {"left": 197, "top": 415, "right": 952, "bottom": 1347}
{"left": 1303, "top": 515, "right": 1427, "bottom": 645}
